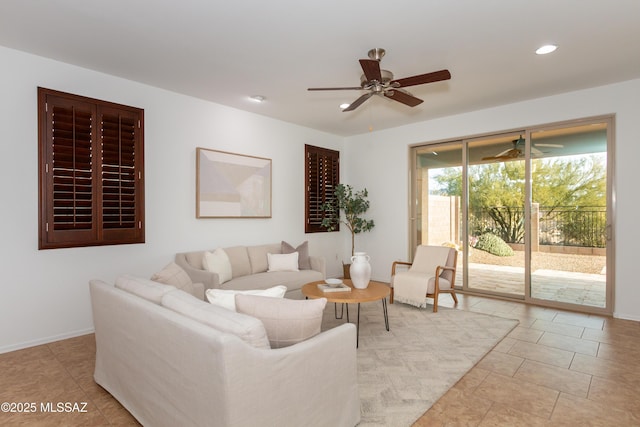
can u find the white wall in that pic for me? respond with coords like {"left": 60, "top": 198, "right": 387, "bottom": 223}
{"left": 3, "top": 44, "right": 639, "bottom": 353}
{"left": 344, "top": 78, "right": 640, "bottom": 321}
{"left": 0, "top": 46, "right": 348, "bottom": 353}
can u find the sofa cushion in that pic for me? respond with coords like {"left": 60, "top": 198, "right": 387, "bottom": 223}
{"left": 282, "top": 240, "right": 311, "bottom": 270}
{"left": 218, "top": 269, "right": 323, "bottom": 293}
{"left": 223, "top": 246, "right": 251, "bottom": 278}
{"left": 203, "top": 248, "right": 233, "bottom": 284}
{"left": 205, "top": 285, "right": 287, "bottom": 311}
{"left": 247, "top": 243, "right": 281, "bottom": 274}
{"left": 161, "top": 289, "right": 270, "bottom": 349}
{"left": 115, "top": 275, "right": 176, "bottom": 304}
{"left": 151, "top": 262, "right": 202, "bottom": 298}
{"left": 267, "top": 252, "right": 299, "bottom": 272}
{"left": 235, "top": 294, "right": 327, "bottom": 348}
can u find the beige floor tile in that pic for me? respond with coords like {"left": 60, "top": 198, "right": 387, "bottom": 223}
{"left": 513, "top": 360, "right": 591, "bottom": 397}
{"left": 588, "top": 376, "right": 640, "bottom": 415}
{"left": 507, "top": 340, "right": 575, "bottom": 368}
{"left": 507, "top": 326, "right": 544, "bottom": 343}
{"left": 450, "top": 366, "right": 490, "bottom": 392}
{"left": 570, "top": 353, "right": 640, "bottom": 388}
{"left": 597, "top": 341, "right": 640, "bottom": 368}
{"left": 473, "top": 373, "right": 559, "bottom": 419}
{"left": 552, "top": 312, "right": 606, "bottom": 330}
{"left": 422, "top": 386, "right": 492, "bottom": 426}
{"left": 551, "top": 392, "right": 640, "bottom": 426}
{"left": 538, "top": 331, "right": 599, "bottom": 356}
{"left": 476, "top": 350, "right": 524, "bottom": 377}
{"left": 529, "top": 319, "right": 584, "bottom": 338}
{"left": 581, "top": 327, "right": 640, "bottom": 351}
{"left": 492, "top": 336, "right": 517, "bottom": 353}
{"left": 478, "top": 403, "right": 555, "bottom": 426}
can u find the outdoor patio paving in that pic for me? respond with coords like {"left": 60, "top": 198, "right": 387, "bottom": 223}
{"left": 458, "top": 262, "right": 606, "bottom": 308}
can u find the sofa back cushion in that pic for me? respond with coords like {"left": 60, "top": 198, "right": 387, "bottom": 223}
{"left": 247, "top": 243, "right": 281, "bottom": 274}
{"left": 151, "top": 262, "right": 203, "bottom": 299}
{"left": 235, "top": 294, "right": 327, "bottom": 348}
{"left": 115, "top": 275, "right": 177, "bottom": 304}
{"left": 282, "top": 240, "right": 311, "bottom": 270}
{"left": 161, "top": 289, "right": 270, "bottom": 349}
{"left": 182, "top": 251, "right": 205, "bottom": 269}
{"left": 223, "top": 246, "right": 251, "bottom": 278}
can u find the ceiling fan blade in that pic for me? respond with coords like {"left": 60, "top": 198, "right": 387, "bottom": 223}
{"left": 391, "top": 69, "right": 451, "bottom": 88}
{"left": 384, "top": 90, "right": 423, "bottom": 107}
{"left": 307, "top": 86, "right": 363, "bottom": 91}
{"left": 342, "top": 92, "right": 374, "bottom": 112}
{"left": 482, "top": 148, "right": 522, "bottom": 161}
{"left": 359, "top": 59, "right": 382, "bottom": 82}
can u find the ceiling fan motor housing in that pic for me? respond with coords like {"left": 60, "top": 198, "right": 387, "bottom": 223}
{"left": 360, "top": 69, "right": 394, "bottom": 87}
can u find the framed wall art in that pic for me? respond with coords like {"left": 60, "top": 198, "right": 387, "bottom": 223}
{"left": 196, "top": 148, "right": 272, "bottom": 218}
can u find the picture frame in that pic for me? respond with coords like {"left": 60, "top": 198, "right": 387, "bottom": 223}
{"left": 196, "top": 147, "right": 272, "bottom": 218}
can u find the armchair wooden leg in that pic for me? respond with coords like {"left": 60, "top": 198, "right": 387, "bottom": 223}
{"left": 389, "top": 288, "right": 394, "bottom": 304}
{"left": 451, "top": 290, "right": 459, "bottom": 305}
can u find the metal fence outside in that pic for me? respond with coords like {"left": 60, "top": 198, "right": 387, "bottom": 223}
{"left": 470, "top": 206, "right": 606, "bottom": 248}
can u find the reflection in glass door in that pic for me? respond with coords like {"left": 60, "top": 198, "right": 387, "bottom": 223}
{"left": 466, "top": 134, "right": 526, "bottom": 297}
{"left": 411, "top": 143, "right": 463, "bottom": 286}
{"left": 529, "top": 122, "right": 610, "bottom": 309}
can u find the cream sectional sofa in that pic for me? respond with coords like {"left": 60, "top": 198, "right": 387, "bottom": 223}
{"left": 175, "top": 242, "right": 325, "bottom": 299}
{"left": 89, "top": 276, "right": 360, "bottom": 427}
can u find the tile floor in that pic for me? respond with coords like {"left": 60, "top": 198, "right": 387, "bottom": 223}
{"left": 1, "top": 293, "right": 638, "bottom": 426}
{"left": 414, "top": 294, "right": 640, "bottom": 426}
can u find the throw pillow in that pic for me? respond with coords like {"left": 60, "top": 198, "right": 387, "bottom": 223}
{"left": 205, "top": 285, "right": 287, "bottom": 311}
{"left": 202, "top": 248, "right": 233, "bottom": 284}
{"left": 267, "top": 252, "right": 299, "bottom": 272}
{"left": 151, "top": 262, "right": 198, "bottom": 296}
{"left": 281, "top": 240, "right": 311, "bottom": 270}
{"left": 161, "top": 289, "right": 270, "bottom": 349}
{"left": 235, "top": 294, "right": 327, "bottom": 348}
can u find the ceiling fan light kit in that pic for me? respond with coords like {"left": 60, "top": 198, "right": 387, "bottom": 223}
{"left": 308, "top": 48, "right": 451, "bottom": 112}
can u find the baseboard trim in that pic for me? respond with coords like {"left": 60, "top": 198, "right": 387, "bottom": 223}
{"left": 0, "top": 327, "right": 95, "bottom": 355}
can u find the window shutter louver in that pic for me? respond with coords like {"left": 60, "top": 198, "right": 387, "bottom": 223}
{"left": 305, "top": 145, "right": 339, "bottom": 233}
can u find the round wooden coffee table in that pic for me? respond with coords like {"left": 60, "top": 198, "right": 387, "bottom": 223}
{"left": 302, "top": 279, "right": 390, "bottom": 347}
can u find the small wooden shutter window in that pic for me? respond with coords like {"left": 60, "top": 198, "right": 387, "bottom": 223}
{"left": 305, "top": 144, "right": 339, "bottom": 233}
{"left": 39, "top": 88, "right": 144, "bottom": 249}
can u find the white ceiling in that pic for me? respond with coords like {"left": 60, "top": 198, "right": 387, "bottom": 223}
{"left": 2, "top": 0, "right": 640, "bottom": 137}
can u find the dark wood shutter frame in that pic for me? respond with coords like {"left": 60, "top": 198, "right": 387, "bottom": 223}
{"left": 305, "top": 144, "right": 339, "bottom": 233}
{"left": 38, "top": 87, "right": 144, "bottom": 249}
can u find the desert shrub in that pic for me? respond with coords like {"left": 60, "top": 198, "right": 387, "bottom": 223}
{"left": 473, "top": 233, "right": 514, "bottom": 257}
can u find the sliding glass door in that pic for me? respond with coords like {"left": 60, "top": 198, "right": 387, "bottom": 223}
{"left": 410, "top": 116, "right": 613, "bottom": 314}
{"left": 466, "top": 133, "right": 526, "bottom": 297}
{"left": 529, "top": 121, "right": 611, "bottom": 309}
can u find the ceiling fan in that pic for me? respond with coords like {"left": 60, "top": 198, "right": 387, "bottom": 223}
{"left": 308, "top": 48, "right": 451, "bottom": 112}
{"left": 482, "top": 137, "right": 564, "bottom": 161}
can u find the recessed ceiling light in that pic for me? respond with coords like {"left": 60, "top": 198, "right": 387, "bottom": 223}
{"left": 250, "top": 95, "right": 265, "bottom": 103}
{"left": 536, "top": 44, "right": 558, "bottom": 55}
{"left": 339, "top": 103, "right": 350, "bottom": 109}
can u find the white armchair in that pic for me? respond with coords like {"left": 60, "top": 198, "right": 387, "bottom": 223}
{"left": 390, "top": 245, "right": 458, "bottom": 312}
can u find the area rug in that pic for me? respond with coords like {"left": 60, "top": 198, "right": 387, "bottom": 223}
{"left": 320, "top": 301, "right": 519, "bottom": 427}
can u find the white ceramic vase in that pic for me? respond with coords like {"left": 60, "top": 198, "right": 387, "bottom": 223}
{"left": 350, "top": 252, "right": 371, "bottom": 289}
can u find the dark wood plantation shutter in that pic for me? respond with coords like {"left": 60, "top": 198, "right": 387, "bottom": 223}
{"left": 100, "top": 107, "right": 141, "bottom": 241}
{"left": 39, "top": 88, "right": 144, "bottom": 249}
{"left": 305, "top": 144, "right": 339, "bottom": 233}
